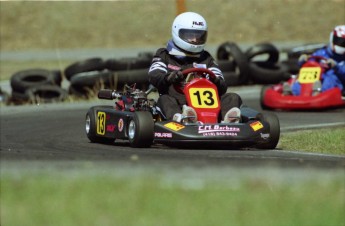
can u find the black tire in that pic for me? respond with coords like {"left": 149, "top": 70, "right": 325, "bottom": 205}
{"left": 104, "top": 57, "right": 151, "bottom": 71}
{"left": 128, "top": 111, "right": 154, "bottom": 148}
{"left": 281, "top": 58, "right": 300, "bottom": 74}
{"left": 10, "top": 69, "right": 61, "bottom": 93}
{"left": 70, "top": 69, "right": 149, "bottom": 91}
{"left": 69, "top": 70, "right": 114, "bottom": 88}
{"left": 85, "top": 107, "right": 115, "bottom": 144}
{"left": 64, "top": 58, "right": 105, "bottom": 80}
{"left": 25, "top": 85, "right": 68, "bottom": 103}
{"left": 216, "top": 42, "right": 249, "bottom": 85}
{"left": 223, "top": 71, "right": 242, "bottom": 86}
{"left": 248, "top": 61, "right": 290, "bottom": 84}
{"left": 245, "top": 42, "right": 280, "bottom": 63}
{"left": 218, "top": 60, "right": 235, "bottom": 72}
{"left": 257, "top": 112, "right": 280, "bottom": 149}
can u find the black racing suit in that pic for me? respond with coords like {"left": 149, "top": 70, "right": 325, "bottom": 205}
{"left": 148, "top": 47, "right": 242, "bottom": 121}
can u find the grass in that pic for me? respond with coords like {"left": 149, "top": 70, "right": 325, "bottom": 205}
{"left": 279, "top": 127, "right": 345, "bottom": 155}
{"left": 1, "top": 166, "right": 344, "bottom": 226}
{"left": 1, "top": 0, "right": 343, "bottom": 51}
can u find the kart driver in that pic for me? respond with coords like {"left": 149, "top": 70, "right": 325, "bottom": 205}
{"left": 148, "top": 12, "right": 242, "bottom": 123}
{"left": 288, "top": 25, "right": 345, "bottom": 96}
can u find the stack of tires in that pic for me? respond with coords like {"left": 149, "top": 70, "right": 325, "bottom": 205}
{"left": 10, "top": 68, "right": 67, "bottom": 104}
{"left": 216, "top": 42, "right": 250, "bottom": 86}
{"left": 245, "top": 42, "right": 291, "bottom": 84}
{"left": 66, "top": 52, "right": 153, "bottom": 97}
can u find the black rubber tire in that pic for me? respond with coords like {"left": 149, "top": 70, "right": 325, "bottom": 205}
{"left": 69, "top": 70, "right": 114, "bottom": 88}
{"left": 245, "top": 42, "right": 280, "bottom": 63}
{"left": 217, "top": 60, "right": 235, "bottom": 72}
{"left": 64, "top": 58, "right": 105, "bottom": 80}
{"left": 104, "top": 57, "right": 151, "bottom": 71}
{"left": 216, "top": 42, "right": 249, "bottom": 85}
{"left": 257, "top": 112, "right": 280, "bottom": 149}
{"left": 281, "top": 58, "right": 300, "bottom": 74}
{"left": 223, "top": 71, "right": 242, "bottom": 86}
{"left": 248, "top": 61, "right": 290, "bottom": 84}
{"left": 128, "top": 111, "right": 154, "bottom": 148}
{"left": 70, "top": 69, "right": 149, "bottom": 91}
{"left": 10, "top": 69, "right": 61, "bottom": 93}
{"left": 85, "top": 107, "right": 116, "bottom": 144}
{"left": 25, "top": 85, "right": 68, "bottom": 103}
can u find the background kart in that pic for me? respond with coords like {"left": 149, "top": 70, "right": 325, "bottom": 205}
{"left": 261, "top": 55, "right": 345, "bottom": 110}
{"left": 86, "top": 68, "right": 280, "bottom": 149}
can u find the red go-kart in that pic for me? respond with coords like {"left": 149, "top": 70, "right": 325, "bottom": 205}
{"left": 261, "top": 55, "right": 345, "bottom": 110}
{"left": 86, "top": 68, "right": 280, "bottom": 149}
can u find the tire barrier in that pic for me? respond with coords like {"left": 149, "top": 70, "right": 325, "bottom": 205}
{"left": 69, "top": 69, "right": 150, "bottom": 97}
{"left": 245, "top": 43, "right": 290, "bottom": 84}
{"left": 217, "top": 42, "right": 250, "bottom": 85}
{"left": 10, "top": 68, "right": 62, "bottom": 93}
{"left": 245, "top": 42, "right": 279, "bottom": 64}
{"left": 64, "top": 58, "right": 106, "bottom": 80}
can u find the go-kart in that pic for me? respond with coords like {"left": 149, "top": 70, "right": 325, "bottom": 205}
{"left": 261, "top": 55, "right": 345, "bottom": 110}
{"left": 85, "top": 68, "right": 280, "bottom": 149}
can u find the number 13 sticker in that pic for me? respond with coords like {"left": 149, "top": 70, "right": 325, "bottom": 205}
{"left": 189, "top": 88, "right": 219, "bottom": 108}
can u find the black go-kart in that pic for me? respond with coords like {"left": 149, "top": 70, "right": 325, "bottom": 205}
{"left": 85, "top": 68, "right": 280, "bottom": 149}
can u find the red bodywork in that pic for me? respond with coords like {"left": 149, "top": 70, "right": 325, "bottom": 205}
{"left": 182, "top": 68, "right": 221, "bottom": 123}
{"left": 261, "top": 56, "right": 345, "bottom": 110}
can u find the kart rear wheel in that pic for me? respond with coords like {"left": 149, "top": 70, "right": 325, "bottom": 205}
{"left": 85, "top": 107, "right": 115, "bottom": 144}
{"left": 257, "top": 112, "right": 280, "bottom": 149}
{"left": 128, "top": 111, "right": 154, "bottom": 148}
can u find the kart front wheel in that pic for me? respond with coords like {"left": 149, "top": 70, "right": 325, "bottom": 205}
{"left": 257, "top": 112, "right": 280, "bottom": 149}
{"left": 128, "top": 111, "right": 154, "bottom": 148}
{"left": 85, "top": 107, "right": 115, "bottom": 144}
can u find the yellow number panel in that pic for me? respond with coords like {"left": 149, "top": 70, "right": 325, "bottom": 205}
{"left": 298, "top": 67, "right": 321, "bottom": 84}
{"left": 97, "top": 111, "right": 106, "bottom": 135}
{"left": 188, "top": 88, "right": 219, "bottom": 108}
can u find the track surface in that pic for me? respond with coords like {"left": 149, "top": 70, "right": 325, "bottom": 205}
{"left": 1, "top": 86, "right": 344, "bottom": 169}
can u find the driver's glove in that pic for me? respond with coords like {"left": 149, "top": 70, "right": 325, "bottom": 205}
{"left": 166, "top": 71, "right": 184, "bottom": 84}
{"left": 298, "top": 54, "right": 308, "bottom": 64}
{"left": 326, "top": 58, "right": 337, "bottom": 68}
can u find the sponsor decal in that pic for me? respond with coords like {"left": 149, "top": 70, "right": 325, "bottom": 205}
{"left": 118, "top": 118, "right": 124, "bottom": 132}
{"left": 198, "top": 125, "right": 239, "bottom": 137}
{"left": 168, "top": 64, "right": 181, "bottom": 71}
{"left": 260, "top": 133, "right": 270, "bottom": 139}
{"left": 164, "top": 122, "right": 185, "bottom": 131}
{"left": 154, "top": 132, "right": 172, "bottom": 138}
{"left": 250, "top": 121, "right": 264, "bottom": 131}
{"left": 192, "top": 21, "right": 204, "bottom": 26}
{"left": 97, "top": 111, "right": 106, "bottom": 135}
{"left": 198, "top": 125, "right": 240, "bottom": 133}
{"left": 106, "top": 124, "right": 116, "bottom": 132}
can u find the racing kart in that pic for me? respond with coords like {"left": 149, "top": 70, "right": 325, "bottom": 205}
{"left": 85, "top": 68, "right": 280, "bottom": 149}
{"left": 261, "top": 55, "right": 345, "bottom": 110}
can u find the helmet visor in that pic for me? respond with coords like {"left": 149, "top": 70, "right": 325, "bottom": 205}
{"left": 333, "top": 35, "right": 345, "bottom": 47}
{"left": 179, "top": 29, "right": 207, "bottom": 45}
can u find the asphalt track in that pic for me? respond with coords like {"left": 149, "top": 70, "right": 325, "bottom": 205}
{"left": 1, "top": 86, "right": 344, "bottom": 169}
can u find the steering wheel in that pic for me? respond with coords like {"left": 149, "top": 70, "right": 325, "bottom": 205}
{"left": 182, "top": 68, "right": 216, "bottom": 82}
{"left": 306, "top": 55, "right": 331, "bottom": 69}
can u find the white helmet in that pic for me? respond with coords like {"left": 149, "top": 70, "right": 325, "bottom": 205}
{"left": 330, "top": 25, "right": 345, "bottom": 55}
{"left": 172, "top": 12, "right": 208, "bottom": 53}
